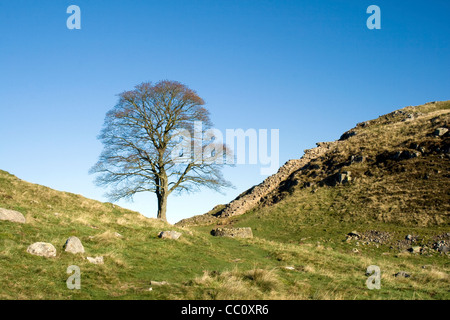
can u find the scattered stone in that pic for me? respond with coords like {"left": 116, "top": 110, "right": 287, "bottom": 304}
{"left": 63, "top": 236, "right": 85, "bottom": 254}
{"left": 0, "top": 208, "right": 26, "bottom": 224}
{"left": 391, "top": 150, "right": 421, "bottom": 160}
{"left": 158, "top": 231, "right": 182, "bottom": 240}
{"left": 352, "top": 248, "right": 359, "bottom": 253}
{"left": 210, "top": 227, "right": 253, "bottom": 239}
{"left": 422, "top": 265, "right": 432, "bottom": 269}
{"left": 337, "top": 171, "right": 351, "bottom": 184}
{"left": 404, "top": 150, "right": 421, "bottom": 159}
{"left": 86, "top": 256, "right": 104, "bottom": 264}
{"left": 350, "top": 155, "right": 365, "bottom": 163}
{"left": 27, "top": 242, "right": 56, "bottom": 258}
{"left": 114, "top": 232, "right": 123, "bottom": 238}
{"left": 433, "top": 127, "right": 448, "bottom": 137}
{"left": 346, "top": 231, "right": 361, "bottom": 240}
{"left": 284, "top": 266, "right": 295, "bottom": 271}
{"left": 394, "top": 271, "right": 411, "bottom": 278}
{"left": 408, "top": 246, "right": 422, "bottom": 254}
{"left": 357, "top": 121, "right": 370, "bottom": 128}
{"left": 405, "top": 234, "right": 413, "bottom": 240}
{"left": 432, "top": 239, "right": 450, "bottom": 253}
{"left": 150, "top": 281, "right": 169, "bottom": 286}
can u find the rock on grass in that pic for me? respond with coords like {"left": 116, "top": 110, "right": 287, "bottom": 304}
{"left": 0, "top": 208, "right": 26, "bottom": 224}
{"left": 27, "top": 242, "right": 56, "bottom": 258}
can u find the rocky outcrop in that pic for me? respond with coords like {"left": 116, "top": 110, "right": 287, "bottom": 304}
{"left": 215, "top": 142, "right": 338, "bottom": 219}
{"left": 176, "top": 102, "right": 450, "bottom": 228}
{"left": 27, "top": 242, "right": 57, "bottom": 258}
{"left": 0, "top": 208, "right": 26, "bottom": 224}
{"left": 211, "top": 227, "right": 253, "bottom": 239}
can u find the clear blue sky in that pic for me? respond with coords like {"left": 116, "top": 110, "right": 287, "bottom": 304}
{"left": 1, "top": 0, "right": 449, "bottom": 223}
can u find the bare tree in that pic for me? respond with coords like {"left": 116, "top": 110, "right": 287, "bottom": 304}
{"left": 90, "top": 80, "right": 232, "bottom": 221}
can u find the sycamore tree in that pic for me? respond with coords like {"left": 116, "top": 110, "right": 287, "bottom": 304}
{"left": 90, "top": 80, "right": 231, "bottom": 222}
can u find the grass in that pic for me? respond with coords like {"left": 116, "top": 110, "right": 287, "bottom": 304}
{"left": 0, "top": 101, "right": 449, "bottom": 300}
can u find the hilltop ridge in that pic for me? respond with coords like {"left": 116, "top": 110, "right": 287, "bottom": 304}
{"left": 177, "top": 100, "right": 450, "bottom": 227}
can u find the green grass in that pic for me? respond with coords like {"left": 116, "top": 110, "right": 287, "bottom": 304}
{"left": 0, "top": 101, "right": 449, "bottom": 300}
{"left": 1, "top": 168, "right": 448, "bottom": 300}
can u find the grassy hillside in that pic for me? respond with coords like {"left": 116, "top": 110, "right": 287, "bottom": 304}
{"left": 1, "top": 101, "right": 449, "bottom": 300}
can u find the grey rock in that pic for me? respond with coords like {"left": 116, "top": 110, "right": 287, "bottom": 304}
{"left": 158, "top": 231, "right": 182, "bottom": 240}
{"left": 86, "top": 256, "right": 104, "bottom": 264}
{"left": 438, "top": 245, "right": 449, "bottom": 253}
{"left": 150, "top": 281, "right": 169, "bottom": 286}
{"left": 0, "top": 208, "right": 26, "bottom": 224}
{"left": 394, "top": 271, "right": 411, "bottom": 278}
{"left": 63, "top": 236, "right": 85, "bottom": 254}
{"left": 408, "top": 246, "right": 422, "bottom": 254}
{"left": 211, "top": 227, "right": 253, "bottom": 239}
{"left": 27, "top": 242, "right": 56, "bottom": 258}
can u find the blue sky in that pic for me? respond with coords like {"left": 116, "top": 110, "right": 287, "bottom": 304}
{"left": 0, "top": 0, "right": 449, "bottom": 223}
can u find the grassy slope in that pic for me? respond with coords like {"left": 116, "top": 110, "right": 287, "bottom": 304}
{"left": 193, "top": 101, "right": 450, "bottom": 299}
{"left": 0, "top": 101, "right": 449, "bottom": 300}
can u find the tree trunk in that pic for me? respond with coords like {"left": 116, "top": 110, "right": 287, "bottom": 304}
{"left": 156, "top": 191, "right": 168, "bottom": 222}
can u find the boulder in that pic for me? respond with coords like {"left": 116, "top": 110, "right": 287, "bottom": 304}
{"left": 87, "top": 256, "right": 104, "bottom": 264}
{"left": 63, "top": 236, "right": 85, "bottom": 254}
{"left": 158, "top": 231, "right": 182, "bottom": 240}
{"left": 210, "top": 227, "right": 253, "bottom": 239}
{"left": 27, "top": 242, "right": 56, "bottom": 258}
{"left": 0, "top": 208, "right": 26, "bottom": 224}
